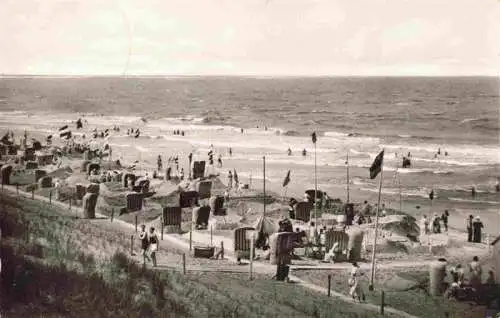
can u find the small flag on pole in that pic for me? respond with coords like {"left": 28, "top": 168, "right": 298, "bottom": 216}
{"left": 311, "top": 132, "right": 317, "bottom": 144}
{"left": 369, "top": 150, "right": 384, "bottom": 179}
{"left": 282, "top": 170, "right": 291, "bottom": 187}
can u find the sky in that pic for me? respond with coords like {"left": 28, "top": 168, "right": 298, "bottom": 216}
{"left": 1, "top": 0, "right": 499, "bottom": 76}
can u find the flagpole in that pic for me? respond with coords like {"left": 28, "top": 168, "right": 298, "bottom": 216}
{"left": 314, "top": 140, "right": 318, "bottom": 232}
{"left": 346, "top": 152, "right": 350, "bottom": 204}
{"left": 398, "top": 173, "right": 402, "bottom": 213}
{"left": 369, "top": 150, "right": 384, "bottom": 291}
{"left": 263, "top": 156, "right": 266, "bottom": 217}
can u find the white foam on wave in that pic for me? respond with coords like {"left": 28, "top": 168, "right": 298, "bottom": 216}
{"left": 449, "top": 197, "right": 500, "bottom": 205}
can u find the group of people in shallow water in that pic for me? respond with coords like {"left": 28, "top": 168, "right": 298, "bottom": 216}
{"left": 421, "top": 211, "right": 485, "bottom": 243}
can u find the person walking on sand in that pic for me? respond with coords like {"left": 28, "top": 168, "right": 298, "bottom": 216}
{"left": 148, "top": 227, "right": 159, "bottom": 267}
{"left": 472, "top": 216, "right": 484, "bottom": 243}
{"left": 217, "top": 154, "right": 223, "bottom": 168}
{"left": 466, "top": 215, "right": 474, "bottom": 242}
{"left": 213, "top": 241, "right": 225, "bottom": 260}
{"left": 157, "top": 155, "right": 163, "bottom": 171}
{"left": 348, "top": 262, "right": 365, "bottom": 302}
{"left": 228, "top": 170, "right": 233, "bottom": 189}
{"left": 139, "top": 225, "right": 150, "bottom": 264}
{"left": 442, "top": 210, "right": 449, "bottom": 232}
{"left": 179, "top": 168, "right": 185, "bottom": 181}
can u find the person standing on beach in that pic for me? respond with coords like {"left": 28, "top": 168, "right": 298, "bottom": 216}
{"left": 442, "top": 210, "right": 449, "bottom": 232}
{"left": 179, "top": 168, "right": 185, "bottom": 181}
{"left": 348, "top": 262, "right": 365, "bottom": 302}
{"left": 217, "top": 154, "right": 223, "bottom": 168}
{"left": 139, "top": 225, "right": 150, "bottom": 263}
{"left": 472, "top": 216, "right": 483, "bottom": 243}
{"left": 149, "top": 227, "right": 159, "bottom": 267}
{"left": 229, "top": 148, "right": 232, "bottom": 157}
{"left": 466, "top": 215, "right": 474, "bottom": 242}
{"left": 468, "top": 256, "right": 482, "bottom": 292}
{"left": 471, "top": 186, "right": 476, "bottom": 199}
{"left": 287, "top": 147, "right": 292, "bottom": 156}
{"left": 228, "top": 170, "right": 233, "bottom": 189}
{"left": 157, "top": 155, "right": 163, "bottom": 171}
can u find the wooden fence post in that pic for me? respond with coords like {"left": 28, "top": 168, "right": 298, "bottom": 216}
{"left": 49, "top": 190, "right": 52, "bottom": 205}
{"left": 135, "top": 215, "right": 138, "bottom": 233}
{"left": 130, "top": 235, "right": 134, "bottom": 255}
{"left": 182, "top": 253, "right": 186, "bottom": 275}
{"left": 189, "top": 230, "right": 192, "bottom": 251}
{"left": 161, "top": 216, "right": 164, "bottom": 240}
{"left": 380, "top": 290, "right": 385, "bottom": 314}
{"left": 111, "top": 208, "right": 114, "bottom": 222}
{"left": 327, "top": 274, "right": 332, "bottom": 297}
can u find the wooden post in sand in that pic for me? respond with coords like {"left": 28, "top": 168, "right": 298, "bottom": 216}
{"left": 189, "top": 230, "right": 193, "bottom": 251}
{"left": 130, "top": 235, "right": 134, "bottom": 255}
{"left": 31, "top": 188, "right": 34, "bottom": 200}
{"left": 380, "top": 291, "right": 385, "bottom": 314}
{"left": 210, "top": 226, "right": 213, "bottom": 246}
{"left": 160, "top": 216, "right": 164, "bottom": 241}
{"left": 135, "top": 215, "right": 138, "bottom": 233}
{"left": 249, "top": 232, "right": 255, "bottom": 281}
{"left": 111, "top": 208, "right": 114, "bottom": 222}
{"left": 182, "top": 253, "right": 186, "bottom": 275}
{"left": 327, "top": 274, "right": 332, "bottom": 297}
{"left": 263, "top": 156, "right": 266, "bottom": 217}
{"left": 49, "top": 190, "right": 52, "bottom": 205}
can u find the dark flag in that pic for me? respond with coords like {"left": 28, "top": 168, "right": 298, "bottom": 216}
{"left": 429, "top": 190, "right": 434, "bottom": 200}
{"left": 311, "top": 132, "right": 317, "bottom": 144}
{"left": 282, "top": 170, "right": 291, "bottom": 187}
{"left": 59, "top": 125, "right": 69, "bottom": 131}
{"left": 369, "top": 150, "right": 384, "bottom": 179}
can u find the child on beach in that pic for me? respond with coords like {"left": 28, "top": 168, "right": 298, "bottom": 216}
{"left": 227, "top": 170, "right": 233, "bottom": 189}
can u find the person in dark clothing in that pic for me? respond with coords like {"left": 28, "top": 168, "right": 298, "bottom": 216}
{"left": 442, "top": 210, "right": 449, "bottom": 232}
{"left": 471, "top": 186, "right": 476, "bottom": 199}
{"left": 139, "top": 225, "right": 150, "bottom": 263}
{"left": 288, "top": 202, "right": 296, "bottom": 219}
{"left": 467, "top": 215, "right": 474, "bottom": 242}
{"left": 229, "top": 148, "right": 232, "bottom": 157}
{"left": 157, "top": 155, "right": 162, "bottom": 171}
{"left": 166, "top": 167, "right": 172, "bottom": 181}
{"left": 302, "top": 149, "right": 307, "bottom": 156}
{"left": 472, "top": 216, "right": 484, "bottom": 243}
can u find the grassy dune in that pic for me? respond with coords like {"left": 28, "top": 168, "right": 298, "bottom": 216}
{"left": 0, "top": 192, "right": 394, "bottom": 318}
{"left": 292, "top": 268, "right": 491, "bottom": 318}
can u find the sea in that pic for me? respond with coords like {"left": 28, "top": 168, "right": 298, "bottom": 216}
{"left": 0, "top": 76, "right": 499, "bottom": 225}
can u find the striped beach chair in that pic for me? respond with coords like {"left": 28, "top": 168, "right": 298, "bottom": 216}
{"left": 192, "top": 206, "right": 210, "bottom": 228}
{"left": 126, "top": 192, "right": 142, "bottom": 212}
{"left": 180, "top": 191, "right": 199, "bottom": 208}
{"left": 233, "top": 227, "right": 255, "bottom": 260}
{"left": 295, "top": 202, "right": 313, "bottom": 222}
{"left": 325, "top": 230, "right": 349, "bottom": 253}
{"left": 163, "top": 206, "right": 182, "bottom": 233}
{"left": 197, "top": 181, "right": 212, "bottom": 199}
{"left": 163, "top": 206, "right": 182, "bottom": 226}
{"left": 192, "top": 161, "right": 206, "bottom": 179}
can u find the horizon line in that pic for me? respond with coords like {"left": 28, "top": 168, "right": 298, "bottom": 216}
{"left": 0, "top": 74, "right": 498, "bottom": 79}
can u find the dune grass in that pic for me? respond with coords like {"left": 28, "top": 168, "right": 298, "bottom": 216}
{"left": 292, "top": 267, "right": 491, "bottom": 318}
{"left": 0, "top": 191, "right": 394, "bottom": 318}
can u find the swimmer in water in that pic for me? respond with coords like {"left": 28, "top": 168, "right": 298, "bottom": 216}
{"left": 287, "top": 147, "right": 292, "bottom": 156}
{"left": 302, "top": 149, "right": 307, "bottom": 156}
